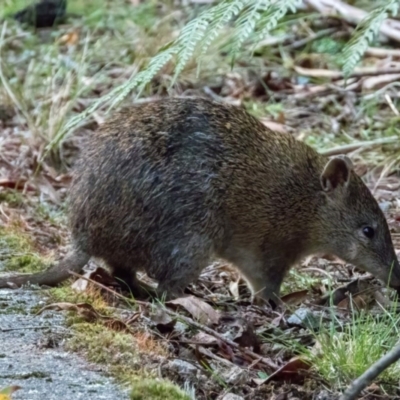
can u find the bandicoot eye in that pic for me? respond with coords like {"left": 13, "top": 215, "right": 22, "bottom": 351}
{"left": 363, "top": 226, "right": 375, "bottom": 239}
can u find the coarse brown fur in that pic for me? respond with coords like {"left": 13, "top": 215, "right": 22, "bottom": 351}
{"left": 1, "top": 97, "right": 399, "bottom": 304}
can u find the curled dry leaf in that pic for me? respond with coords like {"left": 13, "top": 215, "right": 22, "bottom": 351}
{"left": 58, "top": 31, "right": 79, "bottom": 46}
{"left": 260, "top": 119, "right": 289, "bottom": 134}
{"left": 281, "top": 289, "right": 309, "bottom": 305}
{"left": 168, "top": 295, "right": 220, "bottom": 325}
{"left": 294, "top": 65, "right": 342, "bottom": 78}
{"left": 318, "top": 278, "right": 370, "bottom": 306}
{"left": 229, "top": 278, "right": 240, "bottom": 300}
{"left": 0, "top": 386, "right": 21, "bottom": 400}
{"left": 254, "top": 356, "right": 311, "bottom": 385}
{"left": 362, "top": 74, "right": 400, "bottom": 90}
{"left": 336, "top": 291, "right": 374, "bottom": 311}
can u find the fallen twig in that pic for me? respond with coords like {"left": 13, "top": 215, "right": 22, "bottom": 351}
{"left": 287, "top": 27, "right": 338, "bottom": 50}
{"left": 295, "top": 66, "right": 400, "bottom": 80}
{"left": 365, "top": 47, "right": 400, "bottom": 58}
{"left": 0, "top": 325, "right": 51, "bottom": 332}
{"left": 339, "top": 342, "right": 400, "bottom": 400}
{"left": 319, "top": 136, "right": 398, "bottom": 157}
{"left": 68, "top": 270, "right": 135, "bottom": 303}
{"left": 304, "top": 0, "right": 400, "bottom": 43}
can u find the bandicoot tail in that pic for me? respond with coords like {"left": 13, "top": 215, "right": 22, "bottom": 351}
{"left": 0, "top": 249, "right": 90, "bottom": 288}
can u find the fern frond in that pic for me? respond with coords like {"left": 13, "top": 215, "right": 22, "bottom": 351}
{"left": 171, "top": 14, "right": 211, "bottom": 84}
{"left": 172, "top": 0, "right": 248, "bottom": 84}
{"left": 341, "top": 0, "right": 400, "bottom": 78}
{"left": 198, "top": 0, "right": 247, "bottom": 58}
{"left": 228, "top": 0, "right": 268, "bottom": 61}
{"left": 254, "top": 0, "right": 301, "bottom": 44}
{"left": 55, "top": 0, "right": 302, "bottom": 148}
{"left": 110, "top": 47, "right": 175, "bottom": 109}
{"left": 48, "top": 48, "right": 175, "bottom": 152}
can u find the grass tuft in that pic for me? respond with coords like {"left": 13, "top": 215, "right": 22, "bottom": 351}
{"left": 307, "top": 304, "right": 400, "bottom": 391}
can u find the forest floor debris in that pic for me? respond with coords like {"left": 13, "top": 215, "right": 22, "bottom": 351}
{"left": 1, "top": 1, "right": 400, "bottom": 399}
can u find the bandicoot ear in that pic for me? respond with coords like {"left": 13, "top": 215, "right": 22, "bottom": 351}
{"left": 320, "top": 155, "right": 353, "bottom": 192}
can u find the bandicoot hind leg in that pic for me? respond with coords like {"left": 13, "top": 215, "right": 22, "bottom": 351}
{"left": 110, "top": 265, "right": 158, "bottom": 300}
{"left": 151, "top": 237, "right": 214, "bottom": 301}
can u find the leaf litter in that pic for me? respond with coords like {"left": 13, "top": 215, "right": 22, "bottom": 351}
{"left": 0, "top": 2, "right": 400, "bottom": 399}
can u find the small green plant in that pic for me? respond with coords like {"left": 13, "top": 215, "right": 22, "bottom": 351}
{"left": 53, "top": 0, "right": 302, "bottom": 151}
{"left": 0, "top": 226, "right": 48, "bottom": 273}
{"left": 307, "top": 304, "right": 400, "bottom": 392}
{"left": 130, "top": 378, "right": 192, "bottom": 400}
{"left": 60, "top": 0, "right": 400, "bottom": 152}
{"left": 280, "top": 268, "right": 323, "bottom": 295}
{"left": 340, "top": 0, "right": 400, "bottom": 78}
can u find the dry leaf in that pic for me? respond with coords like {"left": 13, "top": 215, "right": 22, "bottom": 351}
{"left": 260, "top": 118, "right": 289, "bottom": 134}
{"left": 229, "top": 278, "right": 240, "bottom": 300}
{"left": 256, "top": 357, "right": 311, "bottom": 385}
{"left": 0, "top": 386, "right": 21, "bottom": 400}
{"left": 281, "top": 289, "right": 309, "bottom": 305}
{"left": 58, "top": 31, "right": 79, "bottom": 46}
{"left": 337, "top": 292, "right": 374, "bottom": 311}
{"left": 168, "top": 295, "right": 220, "bottom": 325}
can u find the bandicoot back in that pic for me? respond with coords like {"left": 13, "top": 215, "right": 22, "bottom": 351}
{"left": 0, "top": 97, "right": 399, "bottom": 305}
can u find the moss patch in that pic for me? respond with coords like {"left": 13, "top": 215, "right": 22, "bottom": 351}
{"left": 65, "top": 315, "right": 188, "bottom": 398}
{"left": 130, "top": 378, "right": 192, "bottom": 400}
{"left": 0, "top": 190, "right": 25, "bottom": 207}
{"left": 0, "top": 226, "right": 49, "bottom": 273}
{"left": 48, "top": 286, "right": 110, "bottom": 311}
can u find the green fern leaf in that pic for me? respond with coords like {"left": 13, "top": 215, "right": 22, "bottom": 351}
{"left": 254, "top": 0, "right": 300, "bottom": 44}
{"left": 110, "top": 47, "right": 175, "bottom": 109}
{"left": 228, "top": 0, "right": 269, "bottom": 62}
{"left": 199, "top": 0, "right": 247, "bottom": 58}
{"left": 171, "top": 15, "right": 211, "bottom": 84}
{"left": 341, "top": 0, "right": 400, "bottom": 78}
{"left": 53, "top": 0, "right": 311, "bottom": 149}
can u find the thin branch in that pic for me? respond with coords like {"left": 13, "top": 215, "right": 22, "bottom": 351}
{"left": 339, "top": 342, "right": 400, "bottom": 400}
{"left": 319, "top": 136, "right": 398, "bottom": 156}
{"left": 295, "top": 66, "right": 400, "bottom": 80}
{"left": 304, "top": 0, "right": 400, "bottom": 43}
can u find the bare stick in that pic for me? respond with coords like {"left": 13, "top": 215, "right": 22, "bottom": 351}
{"left": 304, "top": 0, "right": 400, "bottom": 43}
{"left": 319, "top": 136, "right": 398, "bottom": 156}
{"left": 1, "top": 326, "right": 51, "bottom": 332}
{"left": 339, "top": 342, "right": 400, "bottom": 400}
{"left": 288, "top": 28, "right": 338, "bottom": 50}
{"left": 295, "top": 66, "right": 400, "bottom": 80}
{"left": 68, "top": 270, "right": 135, "bottom": 303}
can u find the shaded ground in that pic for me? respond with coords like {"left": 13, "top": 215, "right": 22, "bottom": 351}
{"left": 1, "top": 1, "right": 400, "bottom": 399}
{"left": 0, "top": 289, "right": 130, "bottom": 400}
